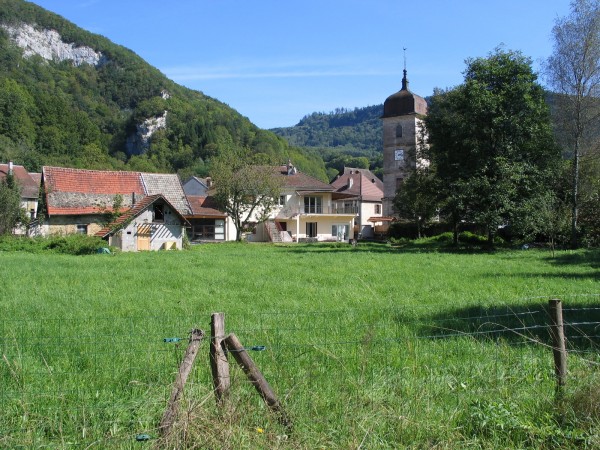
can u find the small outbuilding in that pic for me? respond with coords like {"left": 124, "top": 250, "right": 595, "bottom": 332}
{"left": 95, "top": 194, "right": 189, "bottom": 251}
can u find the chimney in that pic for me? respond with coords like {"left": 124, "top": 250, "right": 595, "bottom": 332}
{"left": 8, "top": 161, "right": 13, "bottom": 176}
{"left": 132, "top": 192, "right": 136, "bottom": 206}
{"left": 205, "top": 177, "right": 212, "bottom": 188}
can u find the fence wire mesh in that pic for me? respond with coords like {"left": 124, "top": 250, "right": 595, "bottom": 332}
{"left": 1, "top": 299, "right": 599, "bottom": 447}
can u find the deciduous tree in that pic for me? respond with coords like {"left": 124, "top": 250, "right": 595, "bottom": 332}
{"left": 210, "top": 148, "right": 284, "bottom": 241}
{"left": 545, "top": 0, "right": 600, "bottom": 248}
{"left": 426, "top": 48, "right": 561, "bottom": 245}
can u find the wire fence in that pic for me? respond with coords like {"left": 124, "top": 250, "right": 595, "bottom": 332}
{"left": 1, "top": 296, "right": 599, "bottom": 447}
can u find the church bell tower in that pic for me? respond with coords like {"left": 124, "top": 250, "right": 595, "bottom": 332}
{"left": 381, "top": 66, "right": 427, "bottom": 217}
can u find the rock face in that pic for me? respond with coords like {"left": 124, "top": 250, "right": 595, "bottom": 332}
{"left": 3, "top": 22, "right": 168, "bottom": 156}
{"left": 2, "top": 23, "right": 106, "bottom": 66}
{"left": 126, "top": 111, "right": 168, "bottom": 156}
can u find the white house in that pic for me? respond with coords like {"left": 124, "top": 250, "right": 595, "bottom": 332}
{"left": 330, "top": 167, "right": 384, "bottom": 239}
{"left": 252, "top": 163, "right": 357, "bottom": 243}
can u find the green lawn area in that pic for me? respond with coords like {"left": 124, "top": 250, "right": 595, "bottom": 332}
{"left": 1, "top": 242, "right": 599, "bottom": 448}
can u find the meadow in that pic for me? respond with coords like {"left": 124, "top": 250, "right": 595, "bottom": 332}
{"left": 0, "top": 241, "right": 599, "bottom": 448}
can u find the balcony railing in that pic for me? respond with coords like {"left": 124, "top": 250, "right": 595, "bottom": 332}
{"left": 276, "top": 204, "right": 358, "bottom": 217}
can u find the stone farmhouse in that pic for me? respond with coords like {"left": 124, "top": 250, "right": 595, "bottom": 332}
{"left": 40, "top": 166, "right": 191, "bottom": 250}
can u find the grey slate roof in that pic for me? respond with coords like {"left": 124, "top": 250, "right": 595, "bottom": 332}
{"left": 141, "top": 173, "right": 192, "bottom": 215}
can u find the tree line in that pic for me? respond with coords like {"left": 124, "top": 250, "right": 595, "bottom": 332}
{"left": 394, "top": 0, "right": 600, "bottom": 249}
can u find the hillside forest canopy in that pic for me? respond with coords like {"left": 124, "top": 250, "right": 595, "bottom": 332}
{"left": 0, "top": 0, "right": 329, "bottom": 181}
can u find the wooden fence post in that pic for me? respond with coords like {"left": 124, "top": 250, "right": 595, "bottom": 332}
{"left": 549, "top": 299, "right": 567, "bottom": 389}
{"left": 159, "top": 328, "right": 205, "bottom": 438}
{"left": 224, "top": 333, "right": 292, "bottom": 430}
{"left": 210, "top": 313, "right": 230, "bottom": 403}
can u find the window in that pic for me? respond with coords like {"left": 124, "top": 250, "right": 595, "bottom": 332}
{"left": 76, "top": 224, "right": 88, "bottom": 234}
{"left": 396, "top": 177, "right": 404, "bottom": 190}
{"left": 215, "top": 219, "right": 225, "bottom": 240}
{"left": 306, "top": 222, "right": 317, "bottom": 237}
{"left": 278, "top": 195, "right": 286, "bottom": 206}
{"left": 375, "top": 204, "right": 382, "bottom": 215}
{"left": 332, "top": 224, "right": 349, "bottom": 241}
{"left": 304, "top": 196, "right": 322, "bottom": 214}
{"left": 396, "top": 124, "right": 403, "bottom": 138}
{"left": 154, "top": 204, "right": 164, "bottom": 222}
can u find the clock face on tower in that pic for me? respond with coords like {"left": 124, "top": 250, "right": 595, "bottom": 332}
{"left": 394, "top": 149, "right": 404, "bottom": 161}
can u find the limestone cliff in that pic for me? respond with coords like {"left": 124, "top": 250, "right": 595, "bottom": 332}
{"left": 2, "top": 23, "right": 106, "bottom": 66}
{"left": 126, "top": 111, "right": 169, "bottom": 156}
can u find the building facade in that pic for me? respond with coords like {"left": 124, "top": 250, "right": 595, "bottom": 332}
{"left": 330, "top": 167, "right": 383, "bottom": 239}
{"left": 381, "top": 69, "right": 428, "bottom": 217}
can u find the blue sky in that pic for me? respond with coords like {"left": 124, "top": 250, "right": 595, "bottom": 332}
{"left": 31, "top": 0, "right": 571, "bottom": 129}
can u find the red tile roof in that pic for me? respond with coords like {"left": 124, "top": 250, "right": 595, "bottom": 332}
{"left": 331, "top": 167, "right": 383, "bottom": 202}
{"left": 273, "top": 165, "right": 333, "bottom": 191}
{"left": 186, "top": 195, "right": 226, "bottom": 217}
{"left": 42, "top": 166, "right": 191, "bottom": 217}
{"left": 43, "top": 166, "right": 145, "bottom": 195}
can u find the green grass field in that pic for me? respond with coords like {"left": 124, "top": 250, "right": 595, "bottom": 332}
{"left": 1, "top": 241, "right": 599, "bottom": 448}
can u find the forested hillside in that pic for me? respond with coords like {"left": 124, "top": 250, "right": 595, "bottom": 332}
{"left": 0, "top": 0, "right": 328, "bottom": 181}
{"left": 271, "top": 105, "right": 384, "bottom": 180}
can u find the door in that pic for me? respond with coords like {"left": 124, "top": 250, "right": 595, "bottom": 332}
{"left": 137, "top": 223, "right": 151, "bottom": 251}
{"left": 137, "top": 236, "right": 150, "bottom": 251}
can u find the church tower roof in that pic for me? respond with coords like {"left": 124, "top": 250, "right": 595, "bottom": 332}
{"left": 382, "top": 69, "right": 427, "bottom": 118}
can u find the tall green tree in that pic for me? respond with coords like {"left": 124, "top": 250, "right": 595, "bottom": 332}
{"left": 544, "top": 0, "right": 600, "bottom": 248}
{"left": 426, "top": 48, "right": 561, "bottom": 245}
{"left": 0, "top": 172, "right": 27, "bottom": 235}
{"left": 210, "top": 148, "right": 284, "bottom": 241}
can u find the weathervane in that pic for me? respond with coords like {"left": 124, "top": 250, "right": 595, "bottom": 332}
{"left": 403, "top": 47, "right": 407, "bottom": 71}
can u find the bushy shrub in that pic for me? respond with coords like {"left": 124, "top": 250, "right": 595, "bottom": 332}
{"left": 43, "top": 234, "right": 108, "bottom": 255}
{"left": 429, "top": 232, "right": 454, "bottom": 243}
{"left": 0, "top": 234, "right": 109, "bottom": 255}
{"left": 459, "top": 231, "right": 488, "bottom": 245}
{"left": 0, "top": 235, "right": 43, "bottom": 252}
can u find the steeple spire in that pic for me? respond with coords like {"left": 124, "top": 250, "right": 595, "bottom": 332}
{"left": 401, "top": 47, "right": 409, "bottom": 91}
